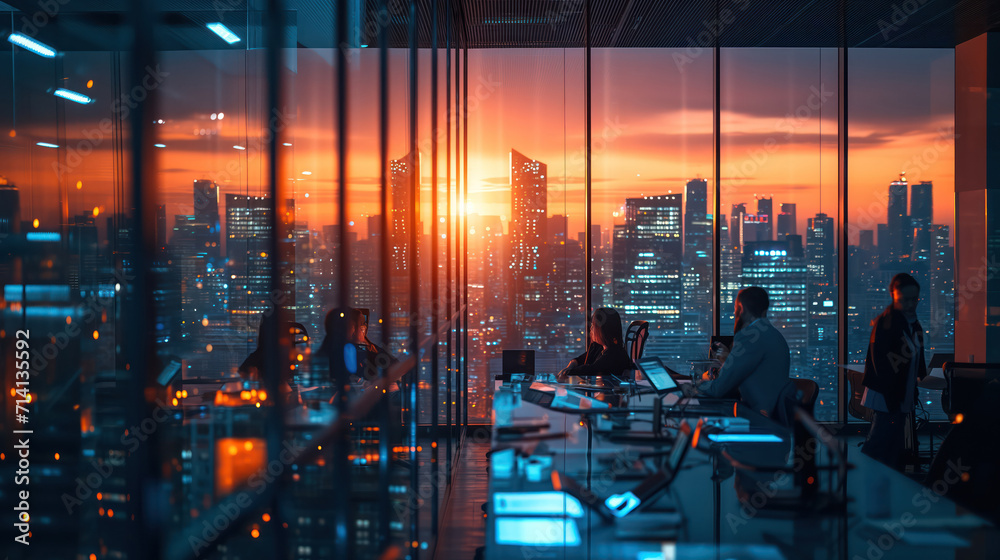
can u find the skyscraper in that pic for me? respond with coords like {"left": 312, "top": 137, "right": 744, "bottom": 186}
{"left": 730, "top": 203, "right": 746, "bottom": 247}
{"left": 226, "top": 194, "right": 273, "bottom": 332}
{"left": 807, "top": 213, "right": 835, "bottom": 288}
{"left": 929, "top": 224, "right": 954, "bottom": 351}
{"left": 683, "top": 178, "right": 712, "bottom": 333}
{"left": 684, "top": 179, "right": 711, "bottom": 263}
{"left": 193, "top": 179, "right": 221, "bottom": 261}
{"left": 777, "top": 203, "right": 797, "bottom": 239}
{"left": 156, "top": 204, "right": 168, "bottom": 254}
{"left": 806, "top": 213, "right": 837, "bottom": 395}
{"left": 757, "top": 195, "right": 773, "bottom": 241}
{"left": 616, "top": 194, "right": 683, "bottom": 332}
{"left": 886, "top": 173, "right": 910, "bottom": 261}
{"left": 389, "top": 151, "right": 419, "bottom": 353}
{"left": 741, "top": 213, "right": 768, "bottom": 243}
{"left": 508, "top": 148, "right": 547, "bottom": 348}
{"left": 742, "top": 240, "right": 808, "bottom": 364}
{"left": 911, "top": 181, "right": 933, "bottom": 261}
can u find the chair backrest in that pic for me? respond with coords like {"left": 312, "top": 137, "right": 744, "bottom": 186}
{"left": 792, "top": 378, "right": 819, "bottom": 417}
{"left": 845, "top": 369, "right": 874, "bottom": 423}
{"left": 625, "top": 320, "right": 649, "bottom": 364}
{"left": 290, "top": 322, "right": 309, "bottom": 348}
{"left": 943, "top": 362, "right": 1000, "bottom": 419}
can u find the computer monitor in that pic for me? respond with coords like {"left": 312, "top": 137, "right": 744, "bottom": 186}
{"left": 502, "top": 349, "right": 535, "bottom": 382}
{"left": 636, "top": 357, "right": 681, "bottom": 395}
{"left": 710, "top": 335, "right": 734, "bottom": 357}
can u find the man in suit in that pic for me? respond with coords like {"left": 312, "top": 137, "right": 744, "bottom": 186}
{"left": 683, "top": 286, "right": 795, "bottom": 422}
{"left": 861, "top": 273, "right": 927, "bottom": 471}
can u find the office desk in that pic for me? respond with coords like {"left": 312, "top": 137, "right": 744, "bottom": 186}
{"left": 485, "top": 382, "right": 997, "bottom": 559}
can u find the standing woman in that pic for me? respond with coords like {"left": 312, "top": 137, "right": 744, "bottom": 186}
{"left": 861, "top": 273, "right": 928, "bottom": 471}
{"left": 557, "top": 307, "right": 633, "bottom": 381}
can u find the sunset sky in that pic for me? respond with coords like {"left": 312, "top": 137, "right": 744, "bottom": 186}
{"left": 0, "top": 46, "right": 954, "bottom": 247}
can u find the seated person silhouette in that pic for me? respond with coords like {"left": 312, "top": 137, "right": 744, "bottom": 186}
{"left": 238, "top": 308, "right": 304, "bottom": 405}
{"left": 682, "top": 286, "right": 795, "bottom": 422}
{"left": 557, "top": 307, "right": 634, "bottom": 383}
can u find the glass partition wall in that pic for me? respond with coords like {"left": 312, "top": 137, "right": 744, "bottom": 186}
{"left": 0, "top": 3, "right": 468, "bottom": 559}
{"left": 0, "top": 2, "right": 960, "bottom": 559}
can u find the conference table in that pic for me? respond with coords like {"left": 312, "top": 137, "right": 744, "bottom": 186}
{"left": 484, "top": 378, "right": 998, "bottom": 560}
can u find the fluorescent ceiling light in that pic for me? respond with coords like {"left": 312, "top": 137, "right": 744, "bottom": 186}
{"left": 53, "top": 88, "right": 93, "bottom": 104}
{"left": 8, "top": 33, "right": 56, "bottom": 58}
{"left": 36, "top": 142, "right": 59, "bottom": 148}
{"left": 154, "top": 144, "right": 166, "bottom": 148}
{"left": 207, "top": 23, "right": 240, "bottom": 44}
{"left": 233, "top": 145, "right": 246, "bottom": 150}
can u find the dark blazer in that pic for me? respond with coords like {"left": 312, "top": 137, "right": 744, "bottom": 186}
{"left": 568, "top": 342, "right": 634, "bottom": 379}
{"left": 862, "top": 306, "right": 927, "bottom": 412}
{"left": 698, "top": 317, "right": 792, "bottom": 419}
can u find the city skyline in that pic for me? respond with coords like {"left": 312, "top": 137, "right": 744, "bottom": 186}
{"left": 3, "top": 49, "right": 954, "bottom": 242}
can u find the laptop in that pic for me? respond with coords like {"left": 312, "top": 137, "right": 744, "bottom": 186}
{"left": 552, "top": 420, "right": 696, "bottom": 521}
{"left": 522, "top": 382, "right": 556, "bottom": 407}
{"left": 635, "top": 357, "right": 682, "bottom": 395}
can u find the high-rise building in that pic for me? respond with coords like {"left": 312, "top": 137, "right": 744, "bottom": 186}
{"left": 929, "top": 224, "right": 954, "bottom": 351}
{"left": 156, "top": 204, "right": 168, "bottom": 254}
{"left": 718, "top": 215, "right": 740, "bottom": 330}
{"left": 807, "top": 213, "right": 835, "bottom": 288}
{"left": 805, "top": 213, "right": 837, "bottom": 402}
{"left": 226, "top": 194, "right": 273, "bottom": 332}
{"left": 684, "top": 178, "right": 712, "bottom": 333}
{"left": 741, "top": 213, "right": 768, "bottom": 243}
{"left": 615, "top": 194, "right": 683, "bottom": 332}
{"left": 777, "top": 203, "right": 797, "bottom": 239}
{"left": 886, "top": 172, "right": 910, "bottom": 261}
{"left": 389, "top": 151, "right": 419, "bottom": 354}
{"left": 730, "top": 203, "right": 746, "bottom": 247}
{"left": 911, "top": 181, "right": 933, "bottom": 261}
{"left": 68, "top": 213, "right": 99, "bottom": 293}
{"left": 193, "top": 179, "right": 221, "bottom": 261}
{"left": 859, "top": 229, "right": 875, "bottom": 251}
{"left": 508, "top": 148, "right": 547, "bottom": 348}
{"left": 684, "top": 179, "right": 711, "bottom": 262}
{"left": 0, "top": 183, "right": 21, "bottom": 281}
{"left": 757, "top": 196, "right": 774, "bottom": 241}
{"left": 742, "top": 240, "right": 808, "bottom": 364}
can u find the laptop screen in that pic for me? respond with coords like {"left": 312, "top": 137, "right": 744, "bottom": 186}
{"left": 637, "top": 357, "right": 678, "bottom": 393}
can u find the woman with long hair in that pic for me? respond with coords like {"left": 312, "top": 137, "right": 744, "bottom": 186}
{"left": 557, "top": 307, "right": 633, "bottom": 381}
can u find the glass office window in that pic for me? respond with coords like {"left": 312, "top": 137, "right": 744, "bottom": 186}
{"left": 720, "top": 49, "right": 839, "bottom": 420}
{"left": 847, "top": 49, "right": 955, "bottom": 422}
{"left": 467, "top": 48, "right": 587, "bottom": 419}
{"left": 591, "top": 48, "right": 715, "bottom": 376}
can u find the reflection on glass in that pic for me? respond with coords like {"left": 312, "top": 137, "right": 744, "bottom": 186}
{"left": 847, "top": 49, "right": 955, "bottom": 422}
{"left": 721, "top": 48, "right": 839, "bottom": 420}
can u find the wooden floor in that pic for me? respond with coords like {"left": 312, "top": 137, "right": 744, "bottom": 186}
{"left": 433, "top": 438, "right": 490, "bottom": 560}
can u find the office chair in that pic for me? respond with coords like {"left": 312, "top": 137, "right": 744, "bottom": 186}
{"left": 926, "top": 363, "right": 1000, "bottom": 523}
{"left": 792, "top": 378, "right": 819, "bottom": 417}
{"left": 290, "top": 322, "right": 309, "bottom": 347}
{"left": 625, "top": 321, "right": 649, "bottom": 382}
{"left": 846, "top": 369, "right": 874, "bottom": 423}
{"left": 942, "top": 362, "right": 1000, "bottom": 420}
